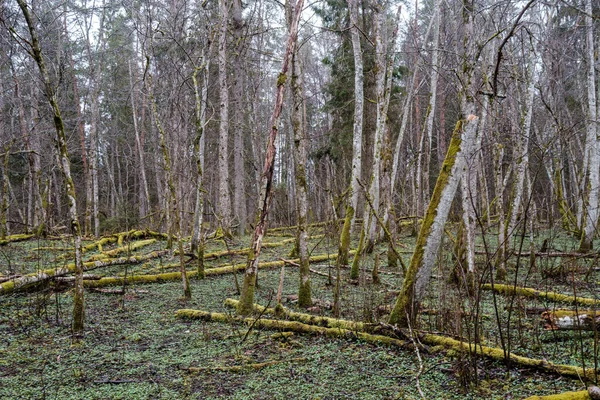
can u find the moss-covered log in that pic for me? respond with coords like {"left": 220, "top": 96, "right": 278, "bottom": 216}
{"left": 524, "top": 388, "right": 597, "bottom": 400}
{"left": 421, "top": 333, "right": 597, "bottom": 381}
{"left": 195, "top": 303, "right": 598, "bottom": 382}
{"left": 0, "top": 250, "right": 170, "bottom": 294}
{"left": 175, "top": 309, "right": 409, "bottom": 348}
{"left": 223, "top": 298, "right": 368, "bottom": 331}
{"left": 542, "top": 310, "right": 600, "bottom": 331}
{"left": 86, "top": 239, "right": 157, "bottom": 261}
{"left": 481, "top": 283, "right": 600, "bottom": 307}
{"left": 82, "top": 251, "right": 353, "bottom": 288}
{"left": 0, "top": 234, "right": 35, "bottom": 246}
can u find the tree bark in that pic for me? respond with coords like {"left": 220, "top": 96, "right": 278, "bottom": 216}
{"left": 347, "top": 0, "right": 364, "bottom": 231}
{"left": 17, "top": 0, "right": 85, "bottom": 333}
{"left": 237, "top": 0, "right": 304, "bottom": 315}
{"left": 217, "top": 0, "right": 232, "bottom": 235}
{"left": 579, "top": 0, "right": 599, "bottom": 252}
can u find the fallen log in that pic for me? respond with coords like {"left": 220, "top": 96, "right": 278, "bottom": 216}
{"left": 476, "top": 250, "right": 600, "bottom": 259}
{"left": 183, "top": 304, "right": 599, "bottom": 382}
{"left": 175, "top": 309, "right": 410, "bottom": 349}
{"left": 223, "top": 298, "right": 368, "bottom": 331}
{"left": 0, "top": 234, "right": 35, "bottom": 246}
{"left": 481, "top": 283, "right": 600, "bottom": 307}
{"left": 524, "top": 386, "right": 600, "bottom": 399}
{"left": 87, "top": 239, "right": 157, "bottom": 261}
{"left": 0, "top": 250, "right": 170, "bottom": 295}
{"left": 82, "top": 251, "right": 354, "bottom": 288}
{"left": 542, "top": 310, "right": 600, "bottom": 331}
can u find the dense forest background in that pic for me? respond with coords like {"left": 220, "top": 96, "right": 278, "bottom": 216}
{"left": 1, "top": 0, "right": 595, "bottom": 243}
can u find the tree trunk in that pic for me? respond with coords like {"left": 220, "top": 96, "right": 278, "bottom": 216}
{"left": 347, "top": 0, "right": 364, "bottom": 231}
{"left": 237, "top": 0, "right": 304, "bottom": 315}
{"left": 289, "top": 34, "right": 311, "bottom": 307}
{"left": 579, "top": 0, "right": 599, "bottom": 252}
{"left": 17, "top": 0, "right": 85, "bottom": 333}
{"left": 389, "top": 0, "right": 480, "bottom": 327}
{"left": 217, "top": 0, "right": 232, "bottom": 235}
{"left": 191, "top": 45, "right": 212, "bottom": 278}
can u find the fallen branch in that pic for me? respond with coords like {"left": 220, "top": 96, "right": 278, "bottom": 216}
{"left": 481, "top": 283, "right": 600, "bottom": 307}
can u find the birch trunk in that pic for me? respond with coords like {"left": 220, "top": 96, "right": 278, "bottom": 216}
{"left": 237, "top": 0, "right": 304, "bottom": 315}
{"left": 579, "top": 0, "right": 599, "bottom": 252}
{"left": 129, "top": 61, "right": 151, "bottom": 221}
{"left": 17, "top": 0, "right": 85, "bottom": 333}
{"left": 348, "top": 0, "right": 364, "bottom": 231}
{"left": 191, "top": 45, "right": 212, "bottom": 278}
{"left": 290, "top": 35, "right": 312, "bottom": 308}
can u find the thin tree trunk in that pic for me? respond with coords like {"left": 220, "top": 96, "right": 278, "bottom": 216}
{"left": 504, "top": 57, "right": 537, "bottom": 259}
{"left": 289, "top": 29, "right": 311, "bottom": 307}
{"left": 129, "top": 61, "right": 151, "bottom": 221}
{"left": 191, "top": 43, "right": 212, "bottom": 278}
{"left": 237, "top": 0, "right": 304, "bottom": 315}
{"left": 579, "top": 0, "right": 599, "bottom": 252}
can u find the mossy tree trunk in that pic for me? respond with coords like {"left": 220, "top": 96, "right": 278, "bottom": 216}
{"left": 289, "top": 23, "right": 311, "bottom": 307}
{"left": 389, "top": 0, "right": 481, "bottom": 326}
{"left": 237, "top": 0, "right": 304, "bottom": 315}
{"left": 16, "top": 0, "right": 85, "bottom": 333}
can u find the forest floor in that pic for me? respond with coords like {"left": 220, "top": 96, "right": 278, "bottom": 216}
{"left": 0, "top": 224, "right": 598, "bottom": 399}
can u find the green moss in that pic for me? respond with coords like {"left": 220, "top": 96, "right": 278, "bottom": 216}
{"left": 350, "top": 227, "right": 364, "bottom": 280}
{"left": 277, "top": 73, "right": 287, "bottom": 87}
{"left": 237, "top": 270, "right": 257, "bottom": 316}
{"left": 523, "top": 391, "right": 591, "bottom": 400}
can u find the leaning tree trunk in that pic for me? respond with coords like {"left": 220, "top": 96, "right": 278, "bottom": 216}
{"left": 17, "top": 0, "right": 85, "bottom": 333}
{"left": 237, "top": 0, "right": 304, "bottom": 316}
{"left": 389, "top": 0, "right": 480, "bottom": 327}
{"left": 579, "top": 0, "right": 599, "bottom": 252}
